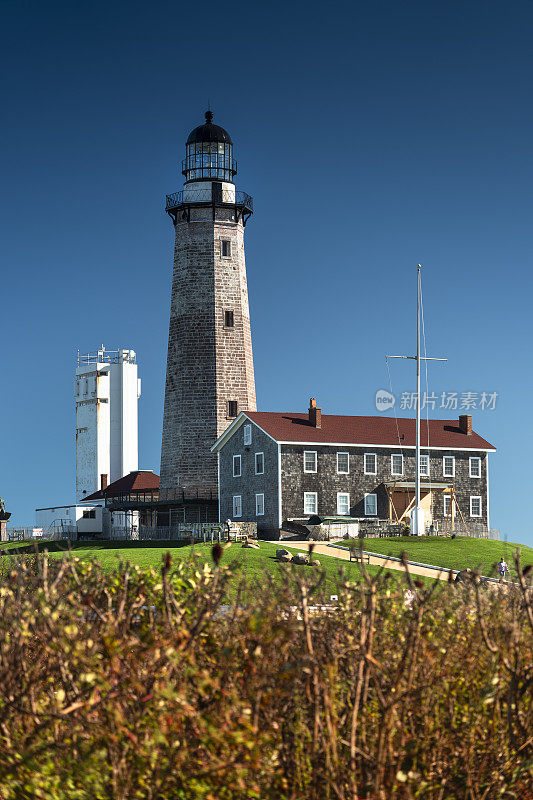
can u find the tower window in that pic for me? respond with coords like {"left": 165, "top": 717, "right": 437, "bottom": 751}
{"left": 228, "top": 400, "right": 238, "bottom": 417}
{"left": 224, "top": 310, "right": 234, "bottom": 328}
{"left": 221, "top": 240, "right": 231, "bottom": 258}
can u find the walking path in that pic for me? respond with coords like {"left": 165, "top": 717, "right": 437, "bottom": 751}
{"left": 283, "top": 541, "right": 453, "bottom": 581}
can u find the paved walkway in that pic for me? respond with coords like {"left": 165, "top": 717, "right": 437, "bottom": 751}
{"left": 283, "top": 541, "right": 452, "bottom": 581}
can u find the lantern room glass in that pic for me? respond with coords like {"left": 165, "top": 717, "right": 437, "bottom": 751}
{"left": 183, "top": 141, "right": 235, "bottom": 183}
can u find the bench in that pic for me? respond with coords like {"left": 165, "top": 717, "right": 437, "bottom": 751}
{"left": 349, "top": 549, "right": 370, "bottom": 564}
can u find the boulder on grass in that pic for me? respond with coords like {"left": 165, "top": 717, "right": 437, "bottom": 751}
{"left": 292, "top": 552, "right": 310, "bottom": 566}
{"left": 276, "top": 548, "right": 290, "bottom": 559}
{"left": 278, "top": 553, "right": 293, "bottom": 562}
{"left": 242, "top": 540, "right": 260, "bottom": 549}
{"left": 310, "top": 559, "right": 321, "bottom": 567}
{"left": 307, "top": 526, "right": 329, "bottom": 541}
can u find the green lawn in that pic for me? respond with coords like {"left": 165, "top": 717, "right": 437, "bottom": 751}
{"left": 338, "top": 536, "right": 533, "bottom": 579}
{"left": 0, "top": 538, "right": 423, "bottom": 595}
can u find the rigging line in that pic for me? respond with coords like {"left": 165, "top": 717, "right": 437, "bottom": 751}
{"left": 419, "top": 272, "right": 433, "bottom": 509}
{"left": 386, "top": 356, "right": 404, "bottom": 458}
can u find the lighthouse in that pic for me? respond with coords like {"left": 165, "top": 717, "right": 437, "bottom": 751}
{"left": 160, "top": 111, "right": 257, "bottom": 501}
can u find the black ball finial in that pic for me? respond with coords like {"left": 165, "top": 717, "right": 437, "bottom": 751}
{"left": 205, "top": 110, "right": 213, "bottom": 123}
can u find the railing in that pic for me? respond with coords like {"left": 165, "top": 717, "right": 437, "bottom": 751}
{"left": 109, "top": 521, "right": 257, "bottom": 542}
{"left": 165, "top": 189, "right": 253, "bottom": 213}
{"left": 77, "top": 348, "right": 136, "bottom": 366}
{"left": 110, "top": 523, "right": 225, "bottom": 542}
{"left": 5, "top": 525, "right": 77, "bottom": 543}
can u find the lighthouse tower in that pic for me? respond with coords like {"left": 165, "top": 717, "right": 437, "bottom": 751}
{"left": 160, "top": 111, "right": 256, "bottom": 498}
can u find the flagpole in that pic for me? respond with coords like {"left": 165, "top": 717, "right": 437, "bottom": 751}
{"left": 415, "top": 265, "right": 421, "bottom": 534}
{"left": 386, "top": 265, "right": 446, "bottom": 536}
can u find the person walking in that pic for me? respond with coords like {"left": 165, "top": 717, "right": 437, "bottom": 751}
{"left": 498, "top": 557, "right": 509, "bottom": 581}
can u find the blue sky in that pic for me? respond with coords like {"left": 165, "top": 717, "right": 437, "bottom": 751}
{"left": 1, "top": 0, "right": 532, "bottom": 547}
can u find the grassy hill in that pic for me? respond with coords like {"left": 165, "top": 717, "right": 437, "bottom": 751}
{"left": 0, "top": 539, "right": 401, "bottom": 597}
{"left": 339, "top": 535, "right": 533, "bottom": 579}
{"left": 3, "top": 535, "right": 529, "bottom": 586}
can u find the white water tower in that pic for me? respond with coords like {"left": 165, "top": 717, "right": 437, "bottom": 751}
{"left": 75, "top": 346, "right": 141, "bottom": 501}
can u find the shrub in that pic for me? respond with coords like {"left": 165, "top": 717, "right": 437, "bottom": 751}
{"left": 0, "top": 550, "right": 530, "bottom": 799}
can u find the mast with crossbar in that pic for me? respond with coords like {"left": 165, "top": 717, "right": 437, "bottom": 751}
{"left": 387, "top": 265, "right": 447, "bottom": 535}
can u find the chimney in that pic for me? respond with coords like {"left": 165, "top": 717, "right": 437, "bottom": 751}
{"left": 458, "top": 415, "right": 472, "bottom": 435}
{"left": 308, "top": 397, "right": 322, "bottom": 428}
{"left": 100, "top": 473, "right": 108, "bottom": 491}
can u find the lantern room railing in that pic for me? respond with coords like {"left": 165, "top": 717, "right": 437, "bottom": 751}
{"left": 165, "top": 189, "right": 253, "bottom": 214}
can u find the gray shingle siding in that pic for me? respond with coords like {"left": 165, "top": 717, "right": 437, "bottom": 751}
{"left": 218, "top": 426, "right": 490, "bottom": 536}
{"left": 218, "top": 421, "right": 279, "bottom": 537}
{"left": 280, "top": 445, "right": 488, "bottom": 526}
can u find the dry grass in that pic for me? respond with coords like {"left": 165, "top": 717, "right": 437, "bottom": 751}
{"left": 0, "top": 549, "right": 530, "bottom": 799}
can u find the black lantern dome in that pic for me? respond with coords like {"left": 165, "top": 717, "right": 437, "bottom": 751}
{"left": 186, "top": 110, "right": 232, "bottom": 145}
{"left": 183, "top": 111, "right": 237, "bottom": 184}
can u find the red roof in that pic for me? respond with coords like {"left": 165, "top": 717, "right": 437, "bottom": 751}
{"left": 245, "top": 412, "right": 495, "bottom": 451}
{"left": 84, "top": 471, "right": 159, "bottom": 500}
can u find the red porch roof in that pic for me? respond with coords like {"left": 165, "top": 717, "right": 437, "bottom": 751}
{"left": 84, "top": 470, "right": 159, "bottom": 501}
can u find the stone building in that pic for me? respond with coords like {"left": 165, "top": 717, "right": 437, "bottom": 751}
{"left": 212, "top": 399, "right": 496, "bottom": 539}
{"left": 159, "top": 111, "right": 256, "bottom": 521}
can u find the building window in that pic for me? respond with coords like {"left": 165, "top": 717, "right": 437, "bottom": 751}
{"left": 364, "top": 453, "right": 377, "bottom": 475}
{"left": 304, "top": 492, "right": 318, "bottom": 515}
{"left": 233, "top": 495, "right": 242, "bottom": 517}
{"left": 233, "top": 455, "right": 241, "bottom": 477}
{"left": 364, "top": 493, "right": 377, "bottom": 516}
{"left": 255, "top": 493, "right": 264, "bottom": 516}
{"left": 391, "top": 453, "right": 403, "bottom": 476}
{"left": 419, "top": 454, "right": 430, "bottom": 476}
{"left": 82, "top": 509, "right": 96, "bottom": 519}
{"left": 469, "top": 457, "right": 481, "bottom": 478}
{"left": 336, "top": 452, "right": 349, "bottom": 474}
{"left": 304, "top": 451, "right": 317, "bottom": 473}
{"left": 443, "top": 456, "right": 455, "bottom": 478}
{"left": 470, "top": 496, "right": 482, "bottom": 517}
{"left": 244, "top": 424, "right": 252, "bottom": 445}
{"left": 224, "top": 310, "right": 234, "bottom": 328}
{"left": 337, "top": 493, "right": 350, "bottom": 516}
{"left": 443, "top": 495, "right": 452, "bottom": 517}
{"left": 221, "top": 239, "right": 231, "bottom": 257}
{"left": 255, "top": 452, "right": 264, "bottom": 474}
{"left": 228, "top": 400, "right": 238, "bottom": 418}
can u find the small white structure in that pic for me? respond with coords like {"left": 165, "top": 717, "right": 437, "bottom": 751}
{"left": 35, "top": 505, "right": 107, "bottom": 536}
{"left": 75, "top": 347, "right": 141, "bottom": 502}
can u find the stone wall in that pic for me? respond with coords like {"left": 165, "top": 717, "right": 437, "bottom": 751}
{"left": 160, "top": 199, "right": 256, "bottom": 494}
{"left": 280, "top": 445, "right": 489, "bottom": 527}
{"left": 219, "top": 420, "right": 279, "bottom": 538}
